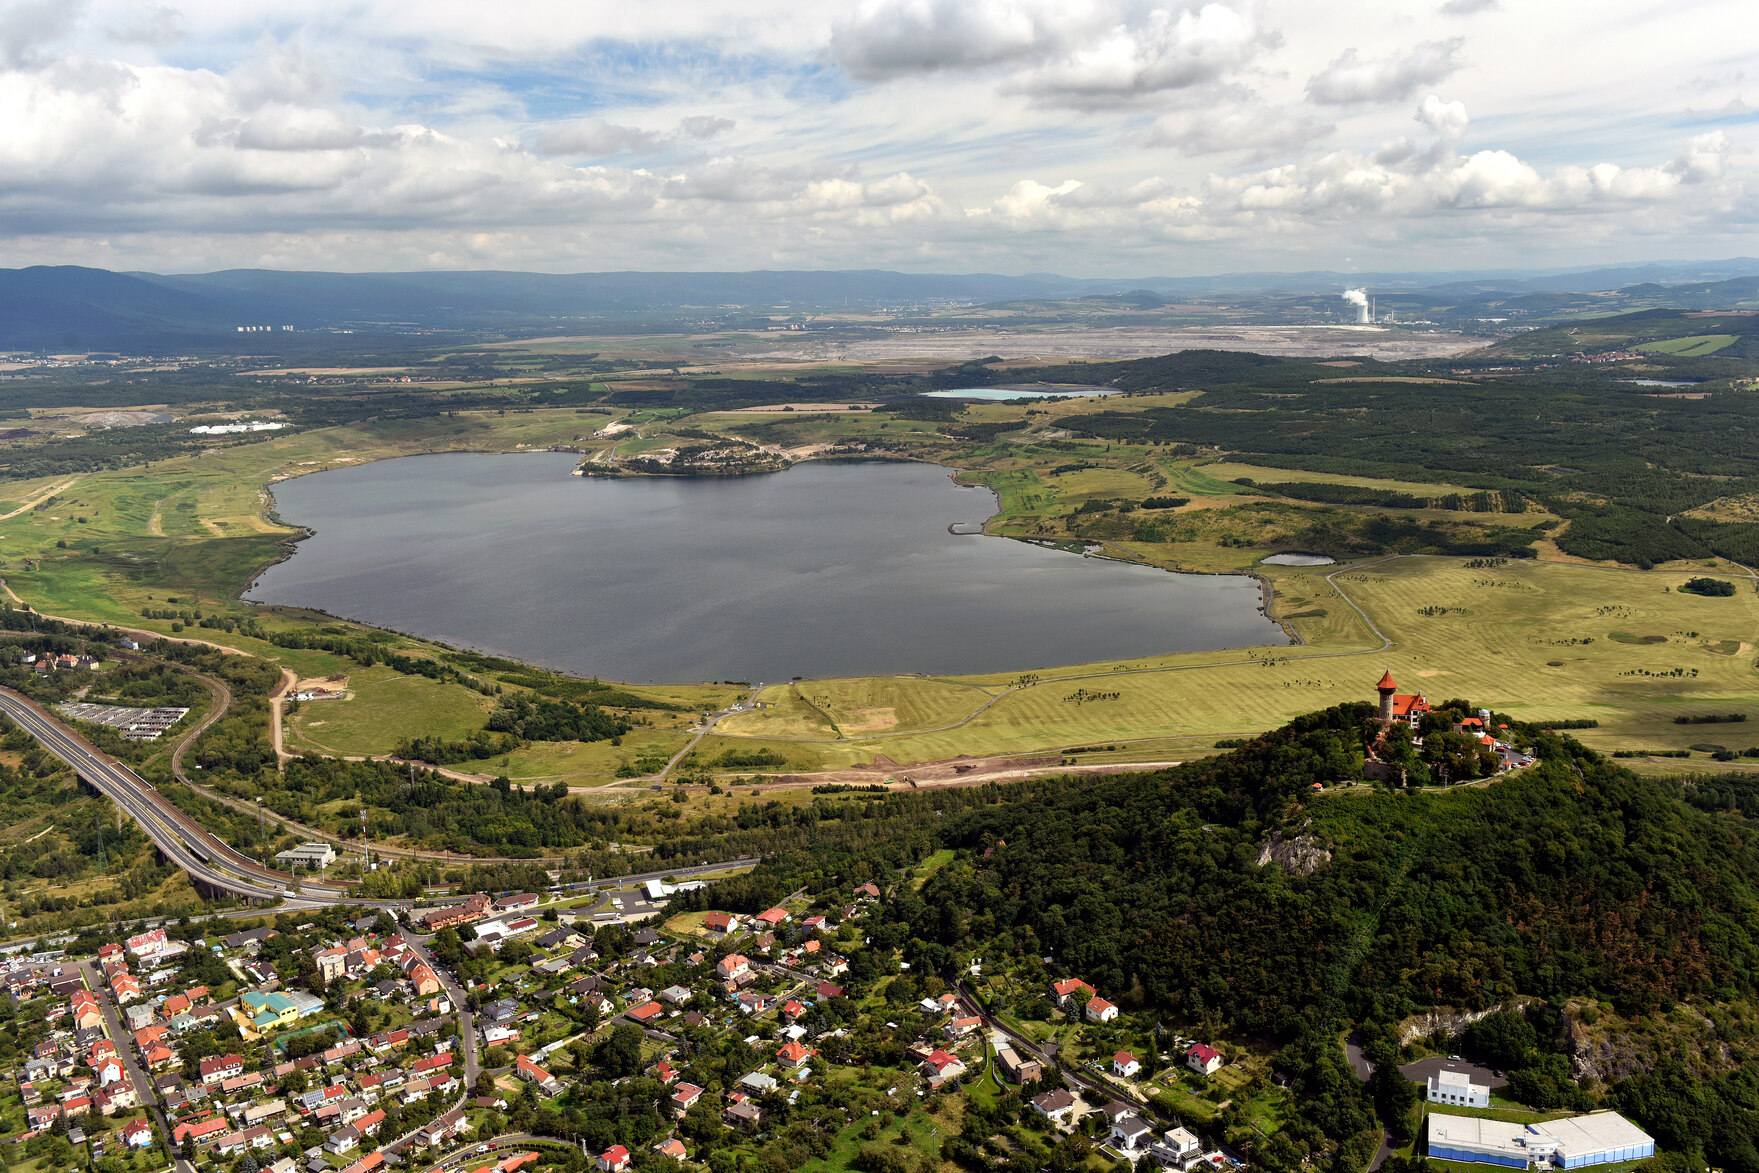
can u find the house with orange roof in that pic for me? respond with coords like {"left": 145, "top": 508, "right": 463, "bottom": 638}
{"left": 1375, "top": 671, "right": 1429, "bottom": 730}
{"left": 1051, "top": 978, "right": 1095, "bottom": 1008}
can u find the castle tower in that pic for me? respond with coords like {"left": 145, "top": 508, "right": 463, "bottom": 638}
{"left": 1376, "top": 670, "right": 1397, "bottom": 725}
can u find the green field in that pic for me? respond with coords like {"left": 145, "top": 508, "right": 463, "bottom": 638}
{"left": 288, "top": 665, "right": 493, "bottom": 756}
{"left": 707, "top": 556, "right": 1759, "bottom": 770}
{"left": 1638, "top": 334, "right": 1738, "bottom": 356}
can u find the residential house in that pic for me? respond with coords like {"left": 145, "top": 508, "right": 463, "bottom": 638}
{"left": 1113, "top": 1051, "right": 1140, "bottom": 1078}
{"left": 1052, "top": 978, "right": 1096, "bottom": 1009}
{"left": 1031, "top": 1089, "right": 1078, "bottom": 1125}
{"left": 715, "top": 954, "right": 750, "bottom": 980}
{"left": 670, "top": 1084, "right": 704, "bottom": 1117}
{"left": 777, "top": 1041, "right": 813, "bottom": 1068}
{"left": 754, "top": 907, "right": 789, "bottom": 928}
{"left": 1187, "top": 1043, "right": 1224, "bottom": 1076}
{"left": 1085, "top": 997, "right": 1119, "bottom": 1024}
{"left": 515, "top": 1054, "right": 562, "bottom": 1095}
{"left": 724, "top": 1101, "right": 763, "bottom": 1131}
{"left": 199, "top": 1053, "right": 245, "bottom": 1086}
{"left": 123, "top": 1118, "right": 154, "bottom": 1149}
{"left": 417, "top": 1106, "right": 465, "bottom": 1147}
{"left": 1152, "top": 1127, "right": 1203, "bottom": 1168}
{"left": 1109, "top": 1113, "right": 1154, "bottom": 1153}
{"left": 653, "top": 1138, "right": 688, "bottom": 1161}
{"left": 418, "top": 892, "right": 490, "bottom": 931}
{"left": 597, "top": 1144, "right": 631, "bottom": 1172}
{"left": 920, "top": 1050, "right": 966, "bottom": 1081}
{"left": 703, "top": 912, "right": 739, "bottom": 934}
{"left": 173, "top": 1116, "right": 228, "bottom": 1147}
{"left": 945, "top": 1015, "right": 982, "bottom": 1039}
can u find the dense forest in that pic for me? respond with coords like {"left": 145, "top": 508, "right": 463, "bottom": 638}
{"left": 665, "top": 708, "right": 1759, "bottom": 1171}
{"left": 1047, "top": 337, "right": 1759, "bottom": 567}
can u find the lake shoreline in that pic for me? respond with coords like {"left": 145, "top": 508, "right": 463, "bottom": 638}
{"left": 247, "top": 451, "right": 1289, "bottom": 684}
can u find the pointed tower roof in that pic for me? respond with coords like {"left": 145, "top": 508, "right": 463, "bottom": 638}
{"left": 1376, "top": 670, "right": 1397, "bottom": 691}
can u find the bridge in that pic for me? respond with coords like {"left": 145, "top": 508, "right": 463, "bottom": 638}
{"left": 0, "top": 686, "right": 756, "bottom": 911}
{"left": 0, "top": 687, "right": 350, "bottom": 903}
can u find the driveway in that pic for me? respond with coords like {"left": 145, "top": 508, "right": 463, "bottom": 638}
{"left": 1400, "top": 1055, "right": 1506, "bottom": 1090}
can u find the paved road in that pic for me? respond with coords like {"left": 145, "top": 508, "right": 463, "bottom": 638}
{"left": 19, "top": 957, "right": 198, "bottom": 1173}
{"left": 0, "top": 687, "right": 296, "bottom": 903}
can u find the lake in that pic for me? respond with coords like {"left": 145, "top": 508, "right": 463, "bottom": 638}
{"left": 922, "top": 384, "right": 1114, "bottom": 401}
{"left": 248, "top": 454, "right": 1287, "bottom": 682}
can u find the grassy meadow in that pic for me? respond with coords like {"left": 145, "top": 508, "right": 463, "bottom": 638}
{"left": 708, "top": 555, "right": 1759, "bottom": 771}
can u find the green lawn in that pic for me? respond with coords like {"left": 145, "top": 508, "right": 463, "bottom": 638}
{"left": 288, "top": 664, "right": 492, "bottom": 755}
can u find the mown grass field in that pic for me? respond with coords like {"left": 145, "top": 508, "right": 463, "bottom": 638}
{"left": 706, "top": 556, "right": 1759, "bottom": 770}
{"left": 287, "top": 665, "right": 493, "bottom": 756}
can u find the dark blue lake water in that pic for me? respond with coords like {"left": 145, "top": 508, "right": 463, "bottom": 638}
{"left": 247, "top": 453, "right": 1285, "bottom": 682}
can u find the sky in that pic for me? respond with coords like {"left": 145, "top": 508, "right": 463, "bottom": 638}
{"left": 0, "top": 0, "right": 1754, "bottom": 276}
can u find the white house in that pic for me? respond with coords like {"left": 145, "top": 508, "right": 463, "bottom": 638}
{"left": 1085, "top": 996, "right": 1119, "bottom": 1023}
{"left": 1109, "top": 1113, "right": 1154, "bottom": 1153}
{"left": 1427, "top": 1069, "right": 1490, "bottom": 1109}
{"left": 1112, "top": 1051, "right": 1140, "bottom": 1079}
{"left": 1187, "top": 1043, "right": 1224, "bottom": 1076}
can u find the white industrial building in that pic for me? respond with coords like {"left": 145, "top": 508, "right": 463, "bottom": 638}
{"left": 1427, "top": 1069, "right": 1490, "bottom": 1108}
{"left": 275, "top": 842, "right": 337, "bottom": 870}
{"left": 1427, "top": 1111, "right": 1654, "bottom": 1169}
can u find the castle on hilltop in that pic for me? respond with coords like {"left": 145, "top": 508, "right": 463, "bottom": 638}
{"left": 1375, "top": 671, "right": 1429, "bottom": 730}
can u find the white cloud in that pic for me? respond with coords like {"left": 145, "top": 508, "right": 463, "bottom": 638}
{"left": 0, "top": 0, "right": 87, "bottom": 68}
{"left": 830, "top": 0, "right": 1069, "bottom": 80}
{"left": 1013, "top": 5, "right": 1273, "bottom": 107}
{"left": 1305, "top": 38, "right": 1465, "bottom": 105}
{"left": 1438, "top": 0, "right": 1498, "bottom": 15}
{"left": 678, "top": 115, "right": 734, "bottom": 140}
{"left": 534, "top": 120, "right": 664, "bottom": 157}
{"left": 0, "top": 0, "right": 1751, "bottom": 273}
{"left": 1143, "top": 99, "right": 1331, "bottom": 156}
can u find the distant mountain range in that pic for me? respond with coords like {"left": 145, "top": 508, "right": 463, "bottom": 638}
{"left": 3, "top": 259, "right": 1757, "bottom": 352}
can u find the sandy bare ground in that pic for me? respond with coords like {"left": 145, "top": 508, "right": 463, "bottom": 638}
{"left": 0, "top": 478, "right": 80, "bottom": 520}
{"left": 747, "top": 325, "right": 1484, "bottom": 363}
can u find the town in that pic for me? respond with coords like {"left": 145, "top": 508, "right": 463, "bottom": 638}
{"left": 3, "top": 845, "right": 1658, "bottom": 1173}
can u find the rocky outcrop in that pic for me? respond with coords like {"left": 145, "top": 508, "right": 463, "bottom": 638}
{"left": 1396, "top": 999, "right": 1533, "bottom": 1047}
{"left": 1255, "top": 827, "right": 1332, "bottom": 875}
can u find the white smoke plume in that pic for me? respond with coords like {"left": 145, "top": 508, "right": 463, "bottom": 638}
{"left": 1341, "top": 287, "right": 1369, "bottom": 322}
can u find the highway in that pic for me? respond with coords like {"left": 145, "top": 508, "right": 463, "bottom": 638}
{"left": 0, "top": 687, "right": 307, "bottom": 903}
{"left": 0, "top": 684, "right": 758, "bottom": 921}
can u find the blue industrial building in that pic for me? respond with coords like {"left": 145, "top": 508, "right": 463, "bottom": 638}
{"left": 1427, "top": 1111, "right": 1654, "bottom": 1169}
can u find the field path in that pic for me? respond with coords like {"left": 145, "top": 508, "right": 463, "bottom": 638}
{"left": 0, "top": 477, "right": 80, "bottom": 520}
{"left": 269, "top": 667, "right": 297, "bottom": 767}
{"left": 147, "top": 498, "right": 167, "bottom": 536}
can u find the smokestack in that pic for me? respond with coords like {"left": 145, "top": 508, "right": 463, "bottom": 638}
{"left": 1342, "top": 288, "right": 1369, "bottom": 324}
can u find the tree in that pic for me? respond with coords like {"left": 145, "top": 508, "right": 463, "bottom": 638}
{"left": 594, "top": 1025, "right": 645, "bottom": 1078}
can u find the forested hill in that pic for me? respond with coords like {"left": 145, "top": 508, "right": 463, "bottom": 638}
{"left": 902, "top": 707, "right": 1759, "bottom": 1033}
